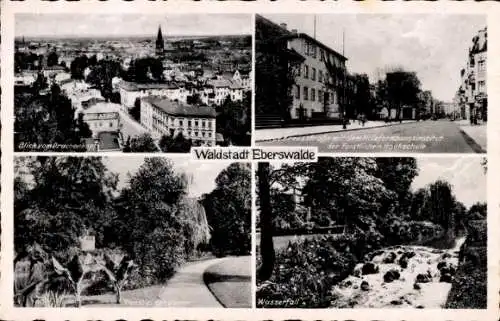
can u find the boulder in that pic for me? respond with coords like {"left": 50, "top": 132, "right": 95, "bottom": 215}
{"left": 413, "top": 282, "right": 421, "bottom": 290}
{"left": 362, "top": 262, "right": 379, "bottom": 275}
{"left": 441, "top": 252, "right": 452, "bottom": 259}
{"left": 399, "top": 256, "right": 408, "bottom": 269}
{"left": 390, "top": 299, "right": 403, "bottom": 305}
{"left": 439, "top": 273, "right": 453, "bottom": 283}
{"left": 405, "top": 251, "right": 416, "bottom": 259}
{"left": 383, "top": 269, "right": 401, "bottom": 283}
{"left": 416, "top": 305, "right": 425, "bottom": 309}
{"left": 360, "top": 280, "right": 370, "bottom": 291}
{"left": 437, "top": 262, "right": 456, "bottom": 276}
{"left": 415, "top": 273, "right": 432, "bottom": 283}
{"left": 383, "top": 252, "right": 397, "bottom": 264}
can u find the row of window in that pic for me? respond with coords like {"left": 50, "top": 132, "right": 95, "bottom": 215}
{"left": 298, "top": 65, "right": 325, "bottom": 83}
{"left": 295, "top": 85, "right": 330, "bottom": 103}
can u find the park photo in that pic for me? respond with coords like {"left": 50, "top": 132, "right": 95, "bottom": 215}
{"left": 256, "top": 157, "right": 487, "bottom": 308}
{"left": 14, "top": 156, "right": 251, "bottom": 307}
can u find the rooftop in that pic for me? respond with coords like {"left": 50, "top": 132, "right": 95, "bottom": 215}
{"left": 83, "top": 102, "right": 121, "bottom": 114}
{"left": 119, "top": 80, "right": 179, "bottom": 91}
{"left": 143, "top": 96, "right": 216, "bottom": 118}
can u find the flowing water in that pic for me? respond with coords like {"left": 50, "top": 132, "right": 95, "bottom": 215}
{"left": 330, "top": 236, "right": 466, "bottom": 308}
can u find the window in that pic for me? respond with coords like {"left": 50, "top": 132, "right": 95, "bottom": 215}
{"left": 295, "top": 108, "right": 300, "bottom": 117}
{"left": 319, "top": 70, "right": 323, "bottom": 83}
{"left": 304, "top": 65, "right": 309, "bottom": 79}
{"left": 195, "top": 120, "right": 199, "bottom": 126}
{"left": 318, "top": 90, "right": 323, "bottom": 103}
{"left": 188, "top": 131, "right": 191, "bottom": 137}
{"left": 479, "top": 80, "right": 486, "bottom": 92}
{"left": 311, "top": 88, "right": 315, "bottom": 101}
{"left": 297, "top": 65, "right": 301, "bottom": 77}
{"left": 202, "top": 132, "right": 206, "bottom": 137}
{"left": 202, "top": 121, "right": 206, "bottom": 128}
{"left": 312, "top": 68, "right": 316, "bottom": 81}
{"left": 194, "top": 131, "right": 198, "bottom": 137}
{"left": 110, "top": 122, "right": 113, "bottom": 127}
{"left": 303, "top": 87, "right": 309, "bottom": 100}
{"left": 478, "top": 60, "right": 486, "bottom": 71}
{"left": 188, "top": 120, "right": 192, "bottom": 127}
{"left": 312, "top": 45, "right": 317, "bottom": 58}
{"left": 295, "top": 85, "right": 301, "bottom": 99}
{"left": 208, "top": 121, "right": 212, "bottom": 128}
{"left": 179, "top": 120, "right": 183, "bottom": 126}
{"left": 208, "top": 132, "right": 212, "bottom": 138}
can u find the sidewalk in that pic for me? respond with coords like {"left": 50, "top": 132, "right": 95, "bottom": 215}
{"left": 255, "top": 120, "right": 416, "bottom": 142}
{"left": 156, "top": 257, "right": 229, "bottom": 307}
{"left": 457, "top": 122, "right": 487, "bottom": 152}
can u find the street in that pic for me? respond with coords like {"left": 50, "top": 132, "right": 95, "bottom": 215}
{"left": 258, "top": 120, "right": 485, "bottom": 153}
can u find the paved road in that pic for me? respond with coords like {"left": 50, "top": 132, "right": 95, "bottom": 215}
{"left": 258, "top": 120, "right": 482, "bottom": 153}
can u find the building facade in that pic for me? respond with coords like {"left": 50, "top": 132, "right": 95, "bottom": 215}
{"left": 82, "top": 102, "right": 122, "bottom": 137}
{"left": 141, "top": 96, "right": 216, "bottom": 145}
{"left": 283, "top": 27, "right": 348, "bottom": 120}
{"left": 456, "top": 27, "right": 487, "bottom": 123}
{"left": 119, "top": 81, "right": 188, "bottom": 109}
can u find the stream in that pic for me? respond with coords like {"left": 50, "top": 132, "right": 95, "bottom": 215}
{"left": 330, "top": 236, "right": 466, "bottom": 308}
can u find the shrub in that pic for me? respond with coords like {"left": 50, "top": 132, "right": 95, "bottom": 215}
{"left": 256, "top": 236, "right": 356, "bottom": 308}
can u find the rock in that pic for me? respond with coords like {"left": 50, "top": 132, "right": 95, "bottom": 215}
{"left": 361, "top": 280, "right": 370, "bottom": 291}
{"left": 413, "top": 282, "right": 421, "bottom": 290}
{"left": 441, "top": 253, "right": 452, "bottom": 259}
{"left": 416, "top": 305, "right": 425, "bottom": 309}
{"left": 405, "top": 251, "right": 416, "bottom": 259}
{"left": 390, "top": 299, "right": 403, "bottom": 305}
{"left": 353, "top": 268, "right": 361, "bottom": 278}
{"left": 383, "top": 269, "right": 401, "bottom": 283}
{"left": 383, "top": 252, "right": 397, "bottom": 264}
{"left": 415, "top": 273, "right": 432, "bottom": 283}
{"left": 437, "top": 261, "right": 447, "bottom": 270}
{"left": 340, "top": 280, "right": 352, "bottom": 288}
{"left": 353, "top": 284, "right": 359, "bottom": 289}
{"left": 362, "top": 262, "right": 379, "bottom": 275}
{"left": 399, "top": 256, "right": 408, "bottom": 269}
{"left": 437, "top": 262, "right": 457, "bottom": 276}
{"left": 439, "top": 273, "right": 453, "bottom": 283}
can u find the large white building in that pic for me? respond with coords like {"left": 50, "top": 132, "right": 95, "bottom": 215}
{"left": 119, "top": 81, "right": 189, "bottom": 109}
{"left": 141, "top": 96, "right": 216, "bottom": 145}
{"left": 82, "top": 102, "right": 122, "bottom": 137}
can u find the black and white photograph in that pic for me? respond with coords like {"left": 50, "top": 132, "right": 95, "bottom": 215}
{"left": 256, "top": 157, "right": 487, "bottom": 308}
{"left": 14, "top": 156, "right": 251, "bottom": 307}
{"left": 14, "top": 14, "right": 252, "bottom": 152}
{"left": 255, "top": 14, "right": 487, "bottom": 153}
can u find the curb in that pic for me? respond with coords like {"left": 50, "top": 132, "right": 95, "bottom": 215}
{"left": 256, "top": 121, "right": 418, "bottom": 142}
{"left": 459, "top": 129, "right": 486, "bottom": 153}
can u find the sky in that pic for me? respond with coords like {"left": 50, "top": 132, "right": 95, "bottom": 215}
{"left": 15, "top": 14, "right": 252, "bottom": 38}
{"left": 103, "top": 156, "right": 234, "bottom": 198}
{"left": 411, "top": 157, "right": 486, "bottom": 207}
{"left": 265, "top": 14, "right": 486, "bottom": 102}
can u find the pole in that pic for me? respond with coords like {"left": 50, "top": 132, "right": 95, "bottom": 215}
{"left": 342, "top": 29, "right": 347, "bottom": 129}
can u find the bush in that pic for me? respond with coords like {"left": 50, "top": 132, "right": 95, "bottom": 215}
{"left": 256, "top": 236, "right": 356, "bottom": 308}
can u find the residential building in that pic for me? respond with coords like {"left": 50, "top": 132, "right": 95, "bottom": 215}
{"left": 140, "top": 96, "right": 216, "bottom": 145}
{"left": 456, "top": 27, "right": 487, "bottom": 122}
{"left": 118, "top": 81, "right": 187, "bottom": 109}
{"left": 206, "top": 78, "right": 244, "bottom": 105}
{"left": 232, "top": 69, "right": 251, "bottom": 90}
{"left": 82, "top": 102, "right": 122, "bottom": 137}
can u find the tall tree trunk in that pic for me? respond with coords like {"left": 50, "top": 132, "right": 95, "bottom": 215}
{"left": 116, "top": 284, "right": 122, "bottom": 304}
{"left": 257, "top": 163, "right": 275, "bottom": 282}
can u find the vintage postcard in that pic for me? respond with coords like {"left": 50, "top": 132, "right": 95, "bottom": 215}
{"left": 0, "top": 1, "right": 498, "bottom": 321}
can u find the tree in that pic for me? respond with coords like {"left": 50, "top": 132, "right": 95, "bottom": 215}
{"left": 375, "top": 157, "right": 418, "bottom": 214}
{"left": 126, "top": 134, "right": 158, "bottom": 152}
{"left": 256, "top": 162, "right": 274, "bottom": 282}
{"left": 125, "top": 57, "right": 164, "bottom": 83}
{"left": 70, "top": 56, "right": 89, "bottom": 80}
{"left": 202, "top": 163, "right": 251, "bottom": 257}
{"left": 114, "top": 158, "right": 191, "bottom": 282}
{"left": 351, "top": 74, "right": 372, "bottom": 119}
{"left": 47, "top": 51, "right": 59, "bottom": 67}
{"left": 159, "top": 132, "right": 192, "bottom": 153}
{"left": 86, "top": 60, "right": 123, "bottom": 101}
{"left": 255, "top": 16, "right": 304, "bottom": 121}
{"left": 423, "top": 180, "right": 456, "bottom": 231}
{"left": 385, "top": 70, "right": 421, "bottom": 122}
{"left": 14, "top": 156, "right": 118, "bottom": 253}
{"left": 102, "top": 254, "right": 135, "bottom": 304}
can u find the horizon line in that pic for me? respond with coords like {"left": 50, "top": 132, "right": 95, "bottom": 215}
{"left": 15, "top": 33, "right": 251, "bottom": 39}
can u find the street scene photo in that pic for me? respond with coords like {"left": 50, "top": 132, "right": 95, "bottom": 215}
{"left": 256, "top": 157, "right": 487, "bottom": 308}
{"left": 255, "top": 14, "right": 487, "bottom": 153}
{"left": 14, "top": 156, "right": 251, "bottom": 307}
{"left": 14, "top": 14, "right": 252, "bottom": 152}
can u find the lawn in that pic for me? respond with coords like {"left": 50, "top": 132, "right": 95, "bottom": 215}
{"left": 203, "top": 256, "right": 251, "bottom": 308}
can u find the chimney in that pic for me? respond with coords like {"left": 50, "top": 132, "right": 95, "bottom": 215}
{"left": 291, "top": 29, "right": 298, "bottom": 34}
{"left": 280, "top": 23, "right": 287, "bottom": 30}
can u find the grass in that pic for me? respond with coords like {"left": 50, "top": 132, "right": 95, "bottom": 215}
{"left": 203, "top": 256, "right": 251, "bottom": 308}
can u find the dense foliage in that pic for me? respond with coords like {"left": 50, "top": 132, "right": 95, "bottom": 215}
{"left": 202, "top": 163, "right": 252, "bottom": 256}
{"left": 15, "top": 157, "right": 245, "bottom": 296}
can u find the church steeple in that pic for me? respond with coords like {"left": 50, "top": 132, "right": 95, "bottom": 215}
{"left": 156, "top": 25, "right": 164, "bottom": 56}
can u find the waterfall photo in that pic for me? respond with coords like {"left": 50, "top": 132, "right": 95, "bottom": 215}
{"left": 256, "top": 157, "right": 487, "bottom": 309}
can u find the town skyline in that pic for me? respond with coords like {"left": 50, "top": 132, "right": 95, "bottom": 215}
{"left": 264, "top": 14, "right": 486, "bottom": 102}
{"left": 15, "top": 14, "right": 252, "bottom": 38}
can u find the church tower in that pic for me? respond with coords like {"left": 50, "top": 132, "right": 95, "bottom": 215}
{"left": 155, "top": 25, "right": 165, "bottom": 57}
